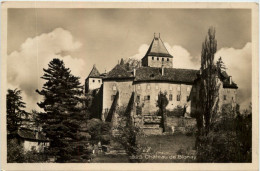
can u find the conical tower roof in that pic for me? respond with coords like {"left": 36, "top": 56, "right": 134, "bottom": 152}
{"left": 88, "top": 65, "right": 101, "bottom": 78}
{"left": 145, "top": 34, "right": 173, "bottom": 58}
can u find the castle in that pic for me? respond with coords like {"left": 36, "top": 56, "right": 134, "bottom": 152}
{"left": 85, "top": 34, "right": 238, "bottom": 133}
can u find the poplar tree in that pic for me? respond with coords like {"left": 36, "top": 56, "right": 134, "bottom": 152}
{"left": 198, "top": 27, "right": 220, "bottom": 135}
{"left": 36, "top": 58, "right": 87, "bottom": 162}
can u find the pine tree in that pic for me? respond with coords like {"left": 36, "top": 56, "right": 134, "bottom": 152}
{"left": 216, "top": 57, "right": 227, "bottom": 72}
{"left": 7, "top": 89, "right": 28, "bottom": 138}
{"left": 36, "top": 58, "right": 88, "bottom": 162}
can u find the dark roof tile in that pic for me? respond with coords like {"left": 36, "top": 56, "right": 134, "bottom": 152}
{"left": 104, "top": 64, "right": 134, "bottom": 80}
{"left": 135, "top": 67, "right": 198, "bottom": 83}
{"left": 88, "top": 65, "right": 101, "bottom": 78}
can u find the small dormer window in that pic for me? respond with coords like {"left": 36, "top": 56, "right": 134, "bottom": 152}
{"left": 157, "top": 57, "right": 159, "bottom": 61}
{"left": 162, "top": 58, "right": 164, "bottom": 61}
{"left": 98, "top": 80, "right": 101, "bottom": 83}
{"left": 167, "top": 58, "right": 169, "bottom": 61}
{"left": 147, "top": 84, "right": 151, "bottom": 90}
{"left": 152, "top": 57, "right": 154, "bottom": 60}
{"left": 169, "top": 86, "right": 173, "bottom": 91}
{"left": 93, "top": 80, "right": 95, "bottom": 83}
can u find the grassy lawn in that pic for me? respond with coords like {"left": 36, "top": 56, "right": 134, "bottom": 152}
{"left": 91, "top": 134, "right": 196, "bottom": 163}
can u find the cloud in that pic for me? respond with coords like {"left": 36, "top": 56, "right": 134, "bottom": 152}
{"left": 165, "top": 43, "right": 200, "bottom": 69}
{"left": 128, "top": 44, "right": 149, "bottom": 60}
{"left": 7, "top": 28, "right": 84, "bottom": 111}
{"left": 216, "top": 42, "right": 252, "bottom": 110}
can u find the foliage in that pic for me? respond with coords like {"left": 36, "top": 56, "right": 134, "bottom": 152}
{"left": 156, "top": 91, "right": 169, "bottom": 132}
{"left": 36, "top": 58, "right": 88, "bottom": 162}
{"left": 87, "top": 118, "right": 111, "bottom": 144}
{"left": 196, "top": 104, "right": 252, "bottom": 162}
{"left": 197, "top": 27, "right": 220, "bottom": 135}
{"left": 7, "top": 89, "right": 28, "bottom": 136}
{"left": 113, "top": 106, "right": 145, "bottom": 163}
{"left": 216, "top": 57, "right": 227, "bottom": 72}
{"left": 166, "top": 105, "right": 184, "bottom": 117}
{"left": 7, "top": 138, "right": 47, "bottom": 163}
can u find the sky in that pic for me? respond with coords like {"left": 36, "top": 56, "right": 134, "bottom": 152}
{"left": 7, "top": 8, "right": 252, "bottom": 111}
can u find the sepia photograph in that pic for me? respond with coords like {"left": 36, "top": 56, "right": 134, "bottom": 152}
{"left": 1, "top": 1, "right": 259, "bottom": 170}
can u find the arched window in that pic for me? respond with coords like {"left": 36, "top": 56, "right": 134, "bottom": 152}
{"left": 152, "top": 57, "right": 154, "bottom": 60}
{"left": 162, "top": 58, "right": 164, "bottom": 61}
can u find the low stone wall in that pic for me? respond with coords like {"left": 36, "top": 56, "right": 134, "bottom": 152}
{"left": 166, "top": 117, "right": 197, "bottom": 134}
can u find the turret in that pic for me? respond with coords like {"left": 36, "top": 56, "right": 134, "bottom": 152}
{"left": 141, "top": 33, "right": 173, "bottom": 68}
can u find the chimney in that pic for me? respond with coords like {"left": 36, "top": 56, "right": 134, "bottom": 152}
{"left": 229, "top": 76, "right": 232, "bottom": 85}
{"left": 133, "top": 68, "right": 136, "bottom": 77}
{"left": 161, "top": 65, "right": 165, "bottom": 76}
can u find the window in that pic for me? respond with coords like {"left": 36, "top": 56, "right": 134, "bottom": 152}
{"left": 224, "top": 95, "right": 227, "bottom": 100}
{"left": 31, "top": 146, "right": 36, "bottom": 151}
{"left": 177, "top": 86, "right": 181, "bottom": 91}
{"left": 112, "top": 85, "right": 117, "bottom": 91}
{"left": 98, "top": 80, "right": 101, "bottom": 83}
{"left": 147, "top": 84, "right": 151, "bottom": 90}
{"left": 152, "top": 57, "right": 154, "bottom": 60}
{"left": 157, "top": 57, "right": 159, "bottom": 61}
{"left": 137, "top": 85, "right": 141, "bottom": 90}
{"left": 93, "top": 80, "right": 95, "bottom": 83}
{"left": 111, "top": 95, "right": 116, "bottom": 101}
{"left": 177, "top": 95, "right": 181, "bottom": 101}
{"left": 169, "top": 86, "right": 173, "bottom": 91}
{"left": 167, "top": 58, "right": 169, "bottom": 61}
{"left": 144, "top": 95, "right": 150, "bottom": 101}
{"left": 169, "top": 94, "right": 173, "bottom": 101}
{"left": 162, "top": 58, "right": 164, "bottom": 61}
{"left": 136, "top": 95, "right": 140, "bottom": 103}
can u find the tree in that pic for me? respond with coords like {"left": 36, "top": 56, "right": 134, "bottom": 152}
{"left": 197, "top": 27, "right": 220, "bottom": 135}
{"left": 157, "top": 91, "right": 169, "bottom": 132}
{"left": 36, "top": 58, "right": 88, "bottom": 162}
{"left": 216, "top": 57, "right": 226, "bottom": 72}
{"left": 7, "top": 89, "right": 28, "bottom": 137}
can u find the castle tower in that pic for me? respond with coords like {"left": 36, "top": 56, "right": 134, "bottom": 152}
{"left": 141, "top": 33, "right": 173, "bottom": 68}
{"left": 85, "top": 65, "right": 102, "bottom": 93}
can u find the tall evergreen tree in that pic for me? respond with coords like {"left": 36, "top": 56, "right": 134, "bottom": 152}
{"left": 36, "top": 58, "right": 87, "bottom": 162}
{"left": 7, "top": 89, "right": 28, "bottom": 137}
{"left": 198, "top": 27, "right": 220, "bottom": 135}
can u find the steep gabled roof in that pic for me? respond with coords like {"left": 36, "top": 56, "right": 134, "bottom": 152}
{"left": 145, "top": 35, "right": 173, "bottom": 58}
{"left": 17, "top": 128, "right": 49, "bottom": 142}
{"left": 88, "top": 65, "right": 101, "bottom": 78}
{"left": 134, "top": 67, "right": 199, "bottom": 84}
{"left": 103, "top": 64, "right": 134, "bottom": 80}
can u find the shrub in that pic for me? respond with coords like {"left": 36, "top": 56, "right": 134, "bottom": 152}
{"left": 196, "top": 104, "right": 252, "bottom": 162}
{"left": 167, "top": 106, "right": 184, "bottom": 117}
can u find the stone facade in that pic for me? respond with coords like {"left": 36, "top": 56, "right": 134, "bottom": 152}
{"left": 142, "top": 56, "right": 173, "bottom": 68}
